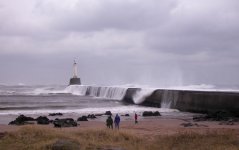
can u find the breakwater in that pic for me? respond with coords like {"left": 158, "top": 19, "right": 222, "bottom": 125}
{"left": 57, "top": 85, "right": 239, "bottom": 116}
{"left": 123, "top": 88, "right": 239, "bottom": 116}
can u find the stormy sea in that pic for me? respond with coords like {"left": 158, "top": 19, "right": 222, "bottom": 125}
{"left": 0, "top": 84, "right": 238, "bottom": 124}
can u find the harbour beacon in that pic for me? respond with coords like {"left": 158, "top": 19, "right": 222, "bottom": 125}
{"left": 69, "top": 60, "right": 81, "bottom": 85}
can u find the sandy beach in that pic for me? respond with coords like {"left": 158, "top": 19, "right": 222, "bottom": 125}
{"left": 1, "top": 116, "right": 239, "bottom": 136}
{"left": 1, "top": 115, "right": 239, "bottom": 150}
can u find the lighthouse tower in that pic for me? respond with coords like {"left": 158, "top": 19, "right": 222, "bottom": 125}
{"left": 69, "top": 60, "right": 81, "bottom": 85}
{"left": 73, "top": 60, "right": 78, "bottom": 78}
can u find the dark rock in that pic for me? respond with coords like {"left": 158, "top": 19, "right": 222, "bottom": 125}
{"left": 105, "top": 111, "right": 112, "bottom": 116}
{"left": 181, "top": 122, "right": 194, "bottom": 127}
{"left": 9, "top": 115, "right": 35, "bottom": 125}
{"left": 77, "top": 116, "right": 88, "bottom": 121}
{"left": 49, "top": 113, "right": 63, "bottom": 116}
{"left": 181, "top": 122, "right": 208, "bottom": 128}
{"left": 142, "top": 111, "right": 153, "bottom": 116}
{"left": 121, "top": 114, "right": 130, "bottom": 117}
{"left": 95, "top": 113, "right": 104, "bottom": 116}
{"left": 142, "top": 111, "right": 161, "bottom": 117}
{"left": 193, "top": 115, "right": 207, "bottom": 122}
{"left": 210, "top": 111, "right": 233, "bottom": 121}
{"left": 87, "top": 114, "right": 97, "bottom": 119}
{"left": 232, "top": 118, "right": 239, "bottom": 122}
{"left": 19, "top": 115, "right": 34, "bottom": 121}
{"left": 50, "top": 139, "right": 80, "bottom": 150}
{"left": 36, "top": 116, "right": 50, "bottom": 125}
{"left": 53, "top": 118, "right": 78, "bottom": 128}
{"left": 153, "top": 111, "right": 161, "bottom": 116}
{"left": 193, "top": 111, "right": 237, "bottom": 122}
{"left": 218, "top": 118, "right": 239, "bottom": 125}
{"left": 219, "top": 121, "right": 234, "bottom": 125}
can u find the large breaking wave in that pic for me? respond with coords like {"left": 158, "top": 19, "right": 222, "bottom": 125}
{"left": 65, "top": 85, "right": 128, "bottom": 100}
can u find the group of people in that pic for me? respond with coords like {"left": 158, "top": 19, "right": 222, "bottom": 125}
{"left": 106, "top": 113, "right": 138, "bottom": 129}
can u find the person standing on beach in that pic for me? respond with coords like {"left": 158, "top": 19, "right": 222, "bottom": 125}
{"left": 134, "top": 113, "right": 138, "bottom": 124}
{"left": 114, "top": 114, "right": 120, "bottom": 130}
{"left": 106, "top": 115, "right": 113, "bottom": 129}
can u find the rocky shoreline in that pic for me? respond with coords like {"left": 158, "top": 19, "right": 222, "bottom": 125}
{"left": 6, "top": 110, "right": 239, "bottom": 129}
{"left": 7, "top": 110, "right": 163, "bottom": 127}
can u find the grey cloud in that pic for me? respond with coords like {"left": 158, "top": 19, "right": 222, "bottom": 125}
{"left": 39, "top": 0, "right": 177, "bottom": 31}
{"left": 0, "top": 0, "right": 239, "bottom": 87}
{"left": 143, "top": 0, "right": 239, "bottom": 69}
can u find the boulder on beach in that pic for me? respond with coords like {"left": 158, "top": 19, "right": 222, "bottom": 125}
{"left": 193, "top": 110, "right": 236, "bottom": 122}
{"left": 77, "top": 116, "right": 88, "bottom": 121}
{"left": 8, "top": 115, "right": 35, "bottom": 125}
{"left": 94, "top": 113, "right": 104, "bottom": 116}
{"left": 219, "top": 120, "right": 235, "bottom": 125}
{"left": 180, "top": 122, "right": 208, "bottom": 128}
{"left": 209, "top": 111, "right": 234, "bottom": 121}
{"left": 181, "top": 122, "right": 196, "bottom": 127}
{"left": 153, "top": 111, "right": 161, "bottom": 116}
{"left": 105, "top": 111, "right": 112, "bottom": 116}
{"left": 142, "top": 111, "right": 161, "bottom": 117}
{"left": 53, "top": 118, "right": 78, "bottom": 128}
{"left": 121, "top": 114, "right": 130, "bottom": 117}
{"left": 87, "top": 114, "right": 97, "bottom": 119}
{"left": 49, "top": 113, "right": 63, "bottom": 116}
{"left": 36, "top": 116, "right": 50, "bottom": 125}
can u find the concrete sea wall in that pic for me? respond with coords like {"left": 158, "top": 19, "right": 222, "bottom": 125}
{"left": 123, "top": 88, "right": 239, "bottom": 116}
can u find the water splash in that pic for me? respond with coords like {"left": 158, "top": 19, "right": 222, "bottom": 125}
{"left": 65, "top": 85, "right": 128, "bottom": 100}
{"left": 161, "top": 90, "right": 179, "bottom": 108}
{"left": 132, "top": 88, "right": 155, "bottom": 104}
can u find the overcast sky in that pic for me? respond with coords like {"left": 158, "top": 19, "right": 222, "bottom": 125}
{"left": 0, "top": 0, "right": 239, "bottom": 87}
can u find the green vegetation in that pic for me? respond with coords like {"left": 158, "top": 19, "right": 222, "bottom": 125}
{"left": 0, "top": 126, "right": 238, "bottom": 150}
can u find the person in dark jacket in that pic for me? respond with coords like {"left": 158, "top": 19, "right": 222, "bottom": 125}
{"left": 134, "top": 113, "right": 138, "bottom": 124}
{"left": 106, "top": 115, "right": 113, "bottom": 129}
{"left": 114, "top": 114, "right": 120, "bottom": 130}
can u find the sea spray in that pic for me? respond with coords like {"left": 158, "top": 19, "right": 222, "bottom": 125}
{"left": 86, "top": 86, "right": 127, "bottom": 100}
{"left": 132, "top": 88, "right": 155, "bottom": 104}
{"left": 65, "top": 85, "right": 88, "bottom": 95}
{"left": 65, "top": 85, "right": 127, "bottom": 100}
{"left": 168, "top": 84, "right": 215, "bottom": 91}
{"left": 161, "top": 90, "right": 179, "bottom": 108}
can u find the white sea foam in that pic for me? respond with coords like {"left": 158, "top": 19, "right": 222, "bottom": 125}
{"left": 161, "top": 90, "right": 179, "bottom": 108}
{"left": 65, "top": 85, "right": 128, "bottom": 100}
{"left": 167, "top": 84, "right": 215, "bottom": 91}
{"left": 0, "top": 105, "right": 178, "bottom": 116}
{"left": 132, "top": 88, "right": 155, "bottom": 104}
